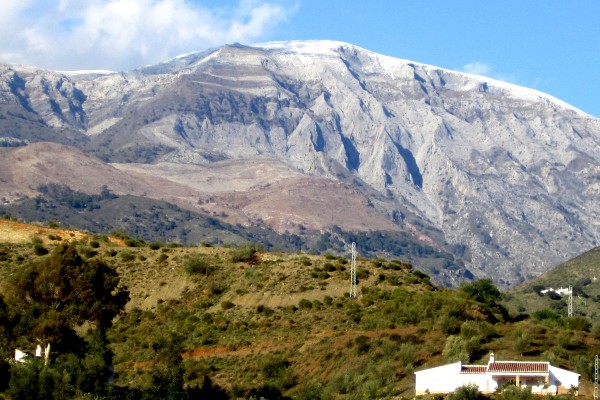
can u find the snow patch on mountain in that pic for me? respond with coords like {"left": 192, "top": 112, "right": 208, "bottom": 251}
{"left": 253, "top": 40, "right": 588, "bottom": 117}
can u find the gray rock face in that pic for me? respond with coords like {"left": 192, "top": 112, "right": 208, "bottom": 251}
{"left": 1, "top": 40, "right": 599, "bottom": 286}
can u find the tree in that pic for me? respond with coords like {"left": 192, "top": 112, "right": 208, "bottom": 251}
{"left": 442, "top": 335, "right": 470, "bottom": 363}
{"left": 460, "top": 279, "right": 508, "bottom": 321}
{"left": 0, "top": 294, "right": 13, "bottom": 358}
{"left": 7, "top": 243, "right": 129, "bottom": 356}
{"left": 460, "top": 279, "right": 502, "bottom": 306}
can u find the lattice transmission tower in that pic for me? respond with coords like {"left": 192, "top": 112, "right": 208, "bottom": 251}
{"left": 349, "top": 242, "right": 357, "bottom": 298}
{"left": 594, "top": 354, "right": 598, "bottom": 400}
{"left": 568, "top": 285, "right": 573, "bottom": 317}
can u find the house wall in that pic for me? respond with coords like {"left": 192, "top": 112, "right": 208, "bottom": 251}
{"left": 549, "top": 366, "right": 580, "bottom": 392}
{"left": 415, "top": 362, "right": 496, "bottom": 395}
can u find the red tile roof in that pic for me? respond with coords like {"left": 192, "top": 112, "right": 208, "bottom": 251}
{"left": 461, "top": 366, "right": 487, "bottom": 374}
{"left": 487, "top": 361, "right": 549, "bottom": 374}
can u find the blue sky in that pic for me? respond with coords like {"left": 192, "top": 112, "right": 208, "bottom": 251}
{"left": 0, "top": 1, "right": 598, "bottom": 117}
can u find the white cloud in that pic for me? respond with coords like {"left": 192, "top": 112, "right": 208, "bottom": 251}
{"left": 461, "top": 61, "right": 518, "bottom": 84}
{"left": 461, "top": 61, "right": 491, "bottom": 76}
{"left": 0, "top": 0, "right": 295, "bottom": 71}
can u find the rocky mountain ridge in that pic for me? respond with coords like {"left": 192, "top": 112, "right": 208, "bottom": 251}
{"left": 1, "top": 40, "right": 599, "bottom": 286}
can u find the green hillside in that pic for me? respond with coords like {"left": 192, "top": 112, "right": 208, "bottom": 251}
{"left": 0, "top": 222, "right": 599, "bottom": 399}
{"left": 505, "top": 246, "right": 600, "bottom": 321}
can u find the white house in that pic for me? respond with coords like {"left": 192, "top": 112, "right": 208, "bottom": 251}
{"left": 415, "top": 353, "right": 580, "bottom": 396}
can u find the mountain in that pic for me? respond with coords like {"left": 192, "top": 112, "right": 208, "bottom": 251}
{"left": 1, "top": 40, "right": 599, "bottom": 287}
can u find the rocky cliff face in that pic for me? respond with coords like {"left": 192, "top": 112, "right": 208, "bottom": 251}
{"left": 1, "top": 41, "right": 599, "bottom": 286}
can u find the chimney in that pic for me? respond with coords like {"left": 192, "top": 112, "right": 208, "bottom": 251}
{"left": 489, "top": 352, "right": 495, "bottom": 364}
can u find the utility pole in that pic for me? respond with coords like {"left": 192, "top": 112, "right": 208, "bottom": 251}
{"left": 350, "top": 242, "right": 357, "bottom": 298}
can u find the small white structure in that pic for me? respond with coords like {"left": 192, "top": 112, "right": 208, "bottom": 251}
{"left": 415, "top": 353, "right": 580, "bottom": 396}
{"left": 14, "top": 343, "right": 51, "bottom": 365}
{"left": 540, "top": 287, "right": 571, "bottom": 296}
{"left": 14, "top": 349, "right": 28, "bottom": 363}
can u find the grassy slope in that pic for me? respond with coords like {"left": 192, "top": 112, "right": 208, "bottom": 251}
{"left": 505, "top": 246, "right": 600, "bottom": 321}
{"left": 1, "top": 220, "right": 600, "bottom": 398}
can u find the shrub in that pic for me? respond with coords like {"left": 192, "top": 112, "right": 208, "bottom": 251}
{"left": 565, "top": 316, "right": 591, "bottom": 331}
{"left": 592, "top": 323, "right": 600, "bottom": 339}
{"left": 33, "top": 243, "right": 49, "bottom": 256}
{"left": 397, "top": 342, "right": 416, "bottom": 367}
{"left": 231, "top": 244, "right": 260, "bottom": 263}
{"left": 221, "top": 301, "right": 235, "bottom": 310}
{"left": 438, "top": 314, "right": 461, "bottom": 335}
{"left": 442, "top": 335, "right": 469, "bottom": 363}
{"left": 124, "top": 238, "right": 145, "bottom": 247}
{"left": 298, "top": 299, "right": 312, "bottom": 309}
{"left": 354, "top": 335, "right": 370, "bottom": 355}
{"left": 184, "top": 256, "right": 214, "bottom": 276}
{"left": 120, "top": 250, "right": 135, "bottom": 262}
{"left": 89, "top": 240, "right": 100, "bottom": 248}
{"left": 449, "top": 384, "right": 486, "bottom": 400}
{"left": 301, "top": 257, "right": 312, "bottom": 266}
{"left": 260, "top": 355, "right": 290, "bottom": 378}
{"left": 500, "top": 385, "right": 534, "bottom": 400}
{"left": 324, "top": 262, "right": 336, "bottom": 272}
{"left": 533, "top": 309, "right": 559, "bottom": 321}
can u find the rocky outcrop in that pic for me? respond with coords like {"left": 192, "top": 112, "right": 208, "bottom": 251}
{"left": 1, "top": 41, "right": 599, "bottom": 286}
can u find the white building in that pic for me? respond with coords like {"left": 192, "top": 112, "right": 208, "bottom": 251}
{"left": 415, "top": 353, "right": 580, "bottom": 396}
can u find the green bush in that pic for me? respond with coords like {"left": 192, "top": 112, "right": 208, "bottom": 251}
{"left": 500, "top": 385, "right": 534, "bottom": 400}
{"left": 397, "top": 342, "right": 416, "bottom": 367}
{"left": 442, "top": 335, "right": 469, "bottom": 363}
{"left": 324, "top": 262, "right": 336, "bottom": 272}
{"left": 354, "top": 335, "right": 370, "bottom": 355}
{"left": 565, "top": 316, "right": 591, "bottom": 331}
{"left": 448, "top": 383, "right": 486, "bottom": 400}
{"left": 221, "top": 301, "right": 235, "bottom": 310}
{"left": 533, "top": 309, "right": 560, "bottom": 321}
{"left": 124, "top": 237, "right": 145, "bottom": 247}
{"left": 33, "top": 243, "right": 49, "bottom": 256}
{"left": 119, "top": 250, "right": 135, "bottom": 262}
{"left": 298, "top": 299, "right": 312, "bottom": 309}
{"left": 184, "top": 256, "right": 214, "bottom": 276}
{"left": 231, "top": 244, "right": 260, "bottom": 263}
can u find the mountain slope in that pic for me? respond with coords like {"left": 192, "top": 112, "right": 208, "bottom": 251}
{"left": 0, "top": 40, "right": 599, "bottom": 286}
{"left": 505, "top": 246, "right": 600, "bottom": 321}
